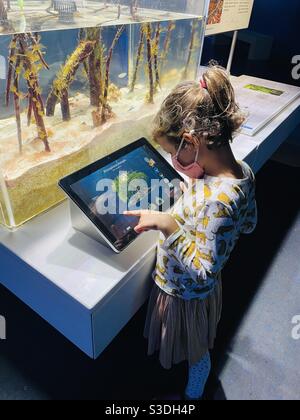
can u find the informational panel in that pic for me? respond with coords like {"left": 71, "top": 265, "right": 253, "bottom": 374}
{"left": 206, "top": 0, "right": 254, "bottom": 36}
{"left": 233, "top": 75, "right": 300, "bottom": 136}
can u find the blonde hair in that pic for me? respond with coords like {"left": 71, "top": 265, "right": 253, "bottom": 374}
{"left": 153, "top": 64, "right": 245, "bottom": 149}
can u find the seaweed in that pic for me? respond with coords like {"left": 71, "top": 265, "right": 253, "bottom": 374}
{"left": 19, "top": 34, "right": 50, "bottom": 152}
{"left": 92, "top": 25, "right": 125, "bottom": 126}
{"left": 101, "top": 26, "right": 125, "bottom": 123}
{"left": 153, "top": 23, "right": 161, "bottom": 91}
{"left": 144, "top": 23, "right": 154, "bottom": 104}
{"left": 85, "top": 28, "right": 104, "bottom": 108}
{"left": 6, "top": 33, "right": 50, "bottom": 153}
{"left": 46, "top": 40, "right": 95, "bottom": 120}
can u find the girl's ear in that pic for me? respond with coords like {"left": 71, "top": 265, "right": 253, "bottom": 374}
{"left": 182, "top": 132, "right": 200, "bottom": 148}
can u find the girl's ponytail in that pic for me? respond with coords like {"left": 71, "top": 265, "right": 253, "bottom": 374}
{"left": 153, "top": 62, "right": 245, "bottom": 150}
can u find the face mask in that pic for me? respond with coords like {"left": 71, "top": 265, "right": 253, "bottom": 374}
{"left": 172, "top": 138, "right": 205, "bottom": 179}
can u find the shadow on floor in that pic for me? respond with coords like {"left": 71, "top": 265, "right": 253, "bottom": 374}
{"left": 0, "top": 160, "right": 299, "bottom": 400}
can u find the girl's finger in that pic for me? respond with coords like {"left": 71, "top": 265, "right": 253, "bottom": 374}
{"left": 180, "top": 182, "right": 188, "bottom": 193}
{"left": 124, "top": 210, "right": 153, "bottom": 216}
{"left": 134, "top": 225, "right": 147, "bottom": 233}
{"left": 124, "top": 211, "right": 141, "bottom": 217}
{"left": 135, "top": 222, "right": 153, "bottom": 233}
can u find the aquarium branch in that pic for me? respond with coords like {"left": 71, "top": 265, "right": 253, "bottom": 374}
{"left": 27, "top": 96, "right": 33, "bottom": 126}
{"left": 183, "top": 21, "right": 197, "bottom": 80}
{"left": 79, "top": 29, "right": 90, "bottom": 79}
{"left": 46, "top": 40, "right": 95, "bottom": 120}
{"left": 61, "top": 90, "right": 71, "bottom": 121}
{"left": 13, "top": 56, "right": 22, "bottom": 154}
{"left": 145, "top": 23, "right": 154, "bottom": 104}
{"left": 100, "top": 25, "right": 125, "bottom": 124}
{"left": 28, "top": 33, "right": 50, "bottom": 71}
{"left": 18, "top": 34, "right": 50, "bottom": 153}
{"left": 6, "top": 36, "right": 23, "bottom": 153}
{"left": 85, "top": 28, "right": 103, "bottom": 108}
{"left": 153, "top": 23, "right": 161, "bottom": 91}
{"left": 6, "top": 35, "right": 18, "bottom": 107}
{"left": 130, "top": 28, "right": 144, "bottom": 93}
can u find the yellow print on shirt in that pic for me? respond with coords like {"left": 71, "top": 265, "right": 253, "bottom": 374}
{"left": 183, "top": 242, "right": 197, "bottom": 259}
{"left": 204, "top": 185, "right": 212, "bottom": 199}
{"left": 169, "top": 235, "right": 185, "bottom": 250}
{"left": 173, "top": 214, "right": 186, "bottom": 225}
{"left": 163, "top": 256, "right": 170, "bottom": 268}
{"left": 155, "top": 274, "right": 168, "bottom": 287}
{"left": 218, "top": 192, "right": 234, "bottom": 207}
{"left": 199, "top": 215, "right": 210, "bottom": 230}
{"left": 196, "top": 231, "right": 212, "bottom": 245}
{"left": 192, "top": 255, "right": 203, "bottom": 270}
{"left": 183, "top": 207, "right": 191, "bottom": 218}
{"left": 213, "top": 181, "right": 222, "bottom": 189}
{"left": 231, "top": 185, "right": 242, "bottom": 197}
{"left": 231, "top": 186, "right": 248, "bottom": 206}
{"left": 156, "top": 264, "right": 166, "bottom": 275}
{"left": 197, "top": 250, "right": 216, "bottom": 265}
{"left": 213, "top": 203, "right": 231, "bottom": 219}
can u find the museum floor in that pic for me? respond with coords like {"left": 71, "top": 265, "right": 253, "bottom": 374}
{"left": 0, "top": 159, "right": 299, "bottom": 401}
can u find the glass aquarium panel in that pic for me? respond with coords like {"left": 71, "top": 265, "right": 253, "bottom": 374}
{"left": 0, "top": 1, "right": 208, "bottom": 228}
{"left": 0, "top": 0, "right": 206, "bottom": 35}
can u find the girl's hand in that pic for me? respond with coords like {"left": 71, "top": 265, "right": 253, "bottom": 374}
{"left": 180, "top": 181, "right": 188, "bottom": 194}
{"left": 124, "top": 210, "right": 179, "bottom": 238}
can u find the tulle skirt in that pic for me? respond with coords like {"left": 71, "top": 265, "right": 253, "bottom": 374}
{"left": 144, "top": 273, "right": 223, "bottom": 370}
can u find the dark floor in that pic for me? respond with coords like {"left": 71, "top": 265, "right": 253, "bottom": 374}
{"left": 0, "top": 159, "right": 299, "bottom": 400}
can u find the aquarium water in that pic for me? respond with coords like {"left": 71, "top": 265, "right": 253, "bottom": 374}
{"left": 0, "top": 0, "right": 207, "bottom": 228}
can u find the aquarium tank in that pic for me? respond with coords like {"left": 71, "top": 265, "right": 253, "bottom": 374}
{"left": 0, "top": 0, "right": 208, "bottom": 228}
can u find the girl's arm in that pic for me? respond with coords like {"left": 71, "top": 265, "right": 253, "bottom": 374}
{"left": 164, "top": 201, "right": 236, "bottom": 283}
{"left": 241, "top": 186, "right": 258, "bottom": 234}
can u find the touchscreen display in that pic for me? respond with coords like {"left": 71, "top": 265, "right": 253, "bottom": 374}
{"left": 69, "top": 144, "right": 182, "bottom": 251}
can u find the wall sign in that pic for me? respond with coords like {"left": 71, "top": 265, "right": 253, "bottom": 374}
{"left": 206, "top": 0, "right": 254, "bottom": 36}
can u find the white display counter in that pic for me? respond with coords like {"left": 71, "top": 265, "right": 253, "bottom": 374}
{"left": 1, "top": 96, "right": 299, "bottom": 359}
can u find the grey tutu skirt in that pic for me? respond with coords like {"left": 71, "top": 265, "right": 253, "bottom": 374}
{"left": 144, "top": 273, "right": 222, "bottom": 370}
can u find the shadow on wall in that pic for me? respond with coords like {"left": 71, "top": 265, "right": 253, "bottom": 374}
{"left": 210, "top": 160, "right": 300, "bottom": 399}
{"left": 272, "top": 123, "right": 300, "bottom": 168}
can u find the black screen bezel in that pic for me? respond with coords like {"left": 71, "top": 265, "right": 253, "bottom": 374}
{"left": 59, "top": 138, "right": 184, "bottom": 252}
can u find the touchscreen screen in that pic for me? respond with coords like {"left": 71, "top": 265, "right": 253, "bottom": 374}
{"left": 70, "top": 144, "right": 182, "bottom": 250}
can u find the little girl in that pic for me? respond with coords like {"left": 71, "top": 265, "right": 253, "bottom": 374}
{"left": 125, "top": 65, "right": 257, "bottom": 400}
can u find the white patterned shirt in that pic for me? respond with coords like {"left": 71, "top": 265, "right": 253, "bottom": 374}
{"left": 153, "top": 160, "right": 258, "bottom": 300}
